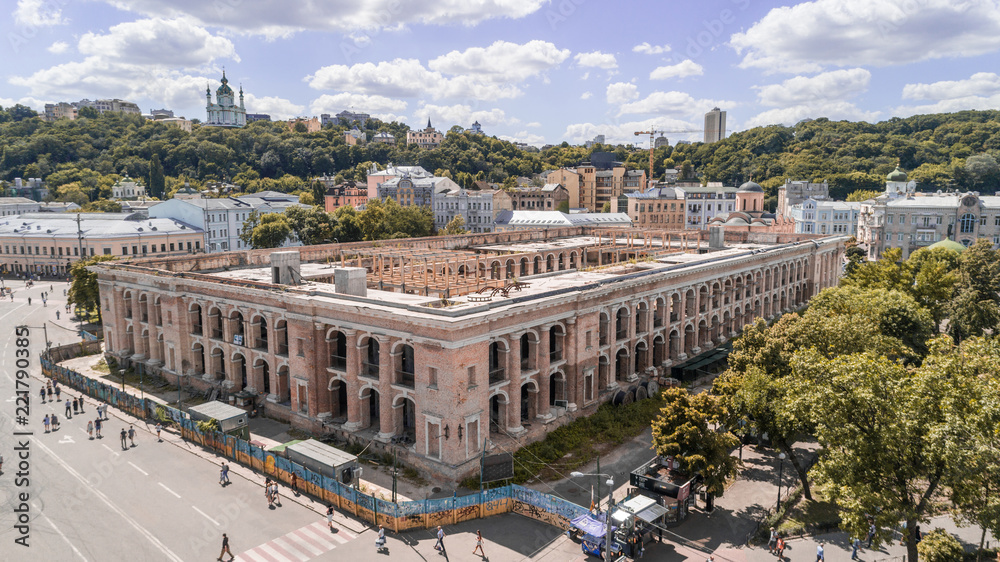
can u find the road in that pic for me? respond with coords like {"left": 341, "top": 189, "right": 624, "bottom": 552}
{"left": 0, "top": 278, "right": 583, "bottom": 561}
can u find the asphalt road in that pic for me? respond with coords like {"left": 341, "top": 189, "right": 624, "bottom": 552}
{"left": 0, "top": 278, "right": 584, "bottom": 562}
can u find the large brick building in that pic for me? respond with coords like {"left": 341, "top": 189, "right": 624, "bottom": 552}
{"left": 94, "top": 227, "right": 845, "bottom": 482}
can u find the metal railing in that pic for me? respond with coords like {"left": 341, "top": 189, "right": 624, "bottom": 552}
{"left": 361, "top": 361, "right": 379, "bottom": 379}
{"left": 329, "top": 354, "right": 346, "bottom": 370}
{"left": 489, "top": 367, "right": 506, "bottom": 385}
{"left": 395, "top": 370, "right": 415, "bottom": 387}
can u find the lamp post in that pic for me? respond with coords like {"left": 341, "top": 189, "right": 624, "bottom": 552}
{"left": 572, "top": 471, "right": 616, "bottom": 562}
{"left": 776, "top": 452, "right": 786, "bottom": 508}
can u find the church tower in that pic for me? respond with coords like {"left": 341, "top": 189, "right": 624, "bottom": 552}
{"left": 205, "top": 70, "right": 247, "bottom": 128}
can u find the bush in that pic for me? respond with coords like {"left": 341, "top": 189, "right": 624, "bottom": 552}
{"left": 917, "top": 528, "right": 964, "bottom": 562}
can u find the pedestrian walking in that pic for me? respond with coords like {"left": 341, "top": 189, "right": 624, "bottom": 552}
{"left": 43, "top": 414, "right": 50, "bottom": 432}
{"left": 768, "top": 527, "right": 778, "bottom": 554}
{"left": 375, "top": 525, "right": 386, "bottom": 552}
{"left": 27, "top": 297, "right": 30, "bottom": 305}
{"left": 851, "top": 537, "right": 861, "bottom": 559}
{"left": 47, "top": 382, "right": 53, "bottom": 399}
{"left": 39, "top": 387, "right": 45, "bottom": 403}
{"left": 155, "top": 423, "right": 162, "bottom": 442}
{"left": 817, "top": 542, "right": 825, "bottom": 562}
{"left": 291, "top": 473, "right": 298, "bottom": 494}
{"left": 56, "top": 310, "right": 60, "bottom": 320}
{"left": 265, "top": 478, "right": 273, "bottom": 506}
{"left": 327, "top": 505, "right": 335, "bottom": 531}
{"left": 866, "top": 522, "right": 876, "bottom": 547}
{"left": 220, "top": 466, "right": 226, "bottom": 486}
{"left": 120, "top": 428, "right": 128, "bottom": 450}
{"left": 128, "top": 425, "right": 136, "bottom": 447}
{"left": 50, "top": 413, "right": 59, "bottom": 430}
{"left": 87, "top": 420, "right": 94, "bottom": 439}
{"left": 776, "top": 538, "right": 786, "bottom": 558}
{"left": 65, "top": 399, "right": 72, "bottom": 418}
{"left": 271, "top": 482, "right": 280, "bottom": 506}
{"left": 95, "top": 417, "right": 102, "bottom": 438}
{"left": 222, "top": 462, "right": 230, "bottom": 485}
{"left": 54, "top": 384, "right": 60, "bottom": 401}
{"left": 78, "top": 396, "right": 84, "bottom": 413}
{"left": 72, "top": 398, "right": 78, "bottom": 414}
{"left": 472, "top": 529, "right": 485, "bottom": 557}
{"left": 218, "top": 533, "right": 234, "bottom": 561}
{"left": 0, "top": 453, "right": 3, "bottom": 474}
{"left": 434, "top": 526, "right": 446, "bottom": 552}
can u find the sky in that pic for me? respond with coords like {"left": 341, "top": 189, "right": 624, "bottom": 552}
{"left": 2, "top": 0, "right": 1000, "bottom": 148}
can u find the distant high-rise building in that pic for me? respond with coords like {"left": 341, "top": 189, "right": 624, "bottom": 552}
{"left": 654, "top": 135, "right": 668, "bottom": 148}
{"left": 704, "top": 107, "right": 726, "bottom": 143}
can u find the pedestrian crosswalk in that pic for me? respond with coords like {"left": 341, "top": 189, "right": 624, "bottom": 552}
{"left": 238, "top": 522, "right": 356, "bottom": 562}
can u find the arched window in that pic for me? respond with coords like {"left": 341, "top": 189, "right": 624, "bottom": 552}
{"left": 960, "top": 213, "right": 976, "bottom": 234}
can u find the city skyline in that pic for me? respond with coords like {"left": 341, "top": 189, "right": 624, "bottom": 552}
{"left": 2, "top": 0, "right": 1000, "bottom": 147}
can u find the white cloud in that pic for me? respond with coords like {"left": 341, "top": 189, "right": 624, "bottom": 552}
{"left": 580, "top": 91, "right": 592, "bottom": 100}
{"left": 416, "top": 103, "right": 514, "bottom": 128}
{"left": 308, "top": 42, "right": 564, "bottom": 101}
{"left": 0, "top": 96, "right": 51, "bottom": 112}
{"left": 14, "top": 0, "right": 66, "bottom": 26}
{"left": 242, "top": 94, "right": 304, "bottom": 120}
{"left": 743, "top": 102, "right": 880, "bottom": 128}
{"left": 633, "top": 42, "right": 670, "bottom": 55}
{"left": 649, "top": 60, "right": 703, "bottom": 80}
{"left": 618, "top": 91, "right": 734, "bottom": 118}
{"left": 574, "top": 51, "right": 617, "bottom": 69}
{"left": 525, "top": 121, "right": 541, "bottom": 128}
{"left": 756, "top": 68, "right": 871, "bottom": 107}
{"left": 309, "top": 93, "right": 408, "bottom": 117}
{"left": 47, "top": 41, "right": 69, "bottom": 54}
{"left": 78, "top": 17, "right": 238, "bottom": 68}
{"left": 606, "top": 82, "right": 639, "bottom": 104}
{"left": 731, "top": 0, "right": 1000, "bottom": 73}
{"left": 429, "top": 40, "right": 570, "bottom": 83}
{"left": 563, "top": 117, "right": 701, "bottom": 146}
{"left": 99, "top": 0, "right": 547, "bottom": 38}
{"left": 894, "top": 95, "right": 1000, "bottom": 116}
{"left": 902, "top": 72, "right": 1000, "bottom": 100}
{"left": 498, "top": 131, "right": 546, "bottom": 146}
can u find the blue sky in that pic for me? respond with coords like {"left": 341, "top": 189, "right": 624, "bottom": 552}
{"left": 3, "top": 0, "right": 1000, "bottom": 147}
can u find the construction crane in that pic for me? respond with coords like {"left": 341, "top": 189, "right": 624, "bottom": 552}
{"left": 634, "top": 129, "right": 702, "bottom": 188}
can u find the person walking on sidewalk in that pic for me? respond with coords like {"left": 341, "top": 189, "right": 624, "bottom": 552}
{"left": 50, "top": 414, "right": 59, "bottom": 430}
{"left": 817, "top": 542, "right": 825, "bottom": 562}
{"left": 128, "top": 425, "right": 136, "bottom": 447}
{"left": 852, "top": 537, "right": 861, "bottom": 560}
{"left": 290, "top": 473, "right": 298, "bottom": 494}
{"left": 434, "top": 526, "right": 446, "bottom": 552}
{"left": 768, "top": 527, "right": 778, "bottom": 554}
{"left": 220, "top": 466, "right": 226, "bottom": 487}
{"left": 72, "top": 398, "right": 78, "bottom": 415}
{"left": 776, "top": 537, "right": 786, "bottom": 558}
{"left": 866, "top": 522, "right": 876, "bottom": 547}
{"left": 271, "top": 481, "right": 280, "bottom": 506}
{"left": 39, "top": 387, "right": 45, "bottom": 404}
{"left": 54, "top": 383, "right": 60, "bottom": 401}
{"left": 94, "top": 417, "right": 102, "bottom": 438}
{"left": 375, "top": 525, "right": 386, "bottom": 552}
{"left": 43, "top": 414, "right": 50, "bottom": 433}
{"left": 327, "top": 505, "right": 335, "bottom": 531}
{"left": 222, "top": 462, "right": 230, "bottom": 485}
{"left": 218, "top": 533, "right": 234, "bottom": 561}
{"left": 472, "top": 530, "right": 485, "bottom": 557}
{"left": 77, "top": 396, "right": 84, "bottom": 413}
{"left": 155, "top": 423, "right": 162, "bottom": 442}
{"left": 87, "top": 420, "right": 94, "bottom": 440}
{"left": 120, "top": 428, "right": 128, "bottom": 450}
{"left": 65, "top": 399, "right": 72, "bottom": 419}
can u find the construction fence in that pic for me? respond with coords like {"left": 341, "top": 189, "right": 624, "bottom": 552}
{"left": 41, "top": 353, "right": 588, "bottom": 533}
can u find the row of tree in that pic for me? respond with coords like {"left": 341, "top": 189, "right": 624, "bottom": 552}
{"left": 2, "top": 104, "right": 998, "bottom": 212}
{"left": 651, "top": 240, "right": 1000, "bottom": 562}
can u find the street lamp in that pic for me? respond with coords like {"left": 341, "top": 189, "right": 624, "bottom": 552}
{"left": 571, "top": 471, "right": 616, "bottom": 562}
{"left": 776, "top": 452, "right": 786, "bottom": 508}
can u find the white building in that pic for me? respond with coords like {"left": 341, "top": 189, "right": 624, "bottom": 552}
{"left": 857, "top": 167, "right": 1000, "bottom": 259}
{"left": 0, "top": 197, "right": 40, "bottom": 216}
{"left": 704, "top": 107, "right": 726, "bottom": 143}
{"left": 778, "top": 179, "right": 830, "bottom": 217}
{"left": 111, "top": 174, "right": 147, "bottom": 200}
{"left": 493, "top": 210, "right": 632, "bottom": 231}
{"left": 149, "top": 191, "right": 306, "bottom": 253}
{"left": 204, "top": 71, "right": 246, "bottom": 128}
{"left": 74, "top": 98, "right": 141, "bottom": 116}
{"left": 789, "top": 199, "right": 860, "bottom": 236}
{"left": 683, "top": 183, "right": 737, "bottom": 229}
{"left": 432, "top": 188, "right": 512, "bottom": 234}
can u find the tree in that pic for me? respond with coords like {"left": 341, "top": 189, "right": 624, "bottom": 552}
{"left": 442, "top": 215, "right": 467, "bottom": 236}
{"left": 916, "top": 529, "right": 964, "bottom": 562}
{"left": 283, "top": 206, "right": 337, "bottom": 245}
{"left": 81, "top": 200, "right": 122, "bottom": 213}
{"left": 298, "top": 192, "right": 315, "bottom": 206}
{"left": 556, "top": 200, "right": 570, "bottom": 213}
{"left": 68, "top": 255, "right": 118, "bottom": 322}
{"left": 77, "top": 106, "right": 100, "bottom": 119}
{"left": 845, "top": 189, "right": 880, "bottom": 202}
{"left": 241, "top": 211, "right": 291, "bottom": 249}
{"left": 148, "top": 155, "right": 166, "bottom": 199}
{"left": 946, "top": 239, "right": 1000, "bottom": 341}
{"left": 652, "top": 388, "right": 741, "bottom": 497}
{"left": 964, "top": 153, "right": 1000, "bottom": 191}
{"left": 601, "top": 201, "right": 611, "bottom": 213}
{"left": 790, "top": 343, "right": 981, "bottom": 562}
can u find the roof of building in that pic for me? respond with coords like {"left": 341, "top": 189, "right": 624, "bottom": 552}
{"left": 738, "top": 181, "right": 763, "bottom": 193}
{"left": 495, "top": 210, "right": 632, "bottom": 227}
{"left": 39, "top": 202, "right": 82, "bottom": 212}
{"left": 380, "top": 175, "right": 454, "bottom": 191}
{"left": 680, "top": 185, "right": 737, "bottom": 194}
{"left": 0, "top": 213, "right": 201, "bottom": 238}
{"left": 626, "top": 186, "right": 683, "bottom": 199}
{"left": 0, "top": 197, "right": 39, "bottom": 205}
{"left": 169, "top": 194, "right": 304, "bottom": 211}
{"left": 928, "top": 239, "right": 967, "bottom": 253}
{"left": 887, "top": 166, "right": 908, "bottom": 182}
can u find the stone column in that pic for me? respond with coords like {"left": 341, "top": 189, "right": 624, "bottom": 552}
{"left": 507, "top": 334, "right": 524, "bottom": 434}
{"left": 315, "top": 323, "right": 331, "bottom": 419}
{"left": 342, "top": 329, "right": 362, "bottom": 431}
{"left": 564, "top": 318, "right": 579, "bottom": 411}
{"left": 376, "top": 335, "right": 395, "bottom": 441}
{"left": 537, "top": 327, "right": 551, "bottom": 419}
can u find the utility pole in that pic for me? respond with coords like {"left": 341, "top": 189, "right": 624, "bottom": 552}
{"left": 76, "top": 213, "right": 85, "bottom": 261}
